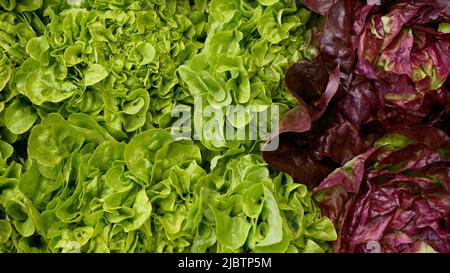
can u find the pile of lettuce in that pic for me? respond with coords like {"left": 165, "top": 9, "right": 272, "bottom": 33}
{"left": 1, "top": 0, "right": 208, "bottom": 132}
{"left": 264, "top": 0, "right": 450, "bottom": 252}
{"left": 178, "top": 0, "right": 315, "bottom": 151}
{"left": 0, "top": 115, "right": 336, "bottom": 252}
{"left": 314, "top": 126, "right": 449, "bottom": 252}
{"left": 0, "top": 0, "right": 337, "bottom": 252}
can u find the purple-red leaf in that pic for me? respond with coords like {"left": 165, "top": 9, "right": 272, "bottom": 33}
{"left": 320, "top": 0, "right": 356, "bottom": 73}
{"left": 302, "top": 0, "right": 335, "bottom": 16}
{"left": 285, "top": 58, "right": 329, "bottom": 103}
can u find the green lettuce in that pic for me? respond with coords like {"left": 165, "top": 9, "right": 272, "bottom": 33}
{"left": 146, "top": 145, "right": 336, "bottom": 253}
{"left": 0, "top": 0, "right": 335, "bottom": 253}
{"left": 4, "top": 0, "right": 208, "bottom": 133}
{"left": 178, "top": 0, "right": 313, "bottom": 150}
{"left": 1, "top": 114, "right": 335, "bottom": 252}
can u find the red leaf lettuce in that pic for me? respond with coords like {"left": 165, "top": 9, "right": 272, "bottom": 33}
{"left": 313, "top": 126, "right": 450, "bottom": 252}
{"left": 263, "top": 0, "right": 450, "bottom": 189}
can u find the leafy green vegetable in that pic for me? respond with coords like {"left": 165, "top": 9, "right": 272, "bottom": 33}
{"left": 0, "top": 0, "right": 335, "bottom": 253}
{"left": 148, "top": 150, "right": 336, "bottom": 253}
{"left": 4, "top": 98, "right": 37, "bottom": 134}
{"left": 0, "top": 113, "right": 335, "bottom": 253}
{"left": 178, "top": 0, "right": 313, "bottom": 150}
{"left": 28, "top": 113, "right": 84, "bottom": 166}
{"left": 84, "top": 64, "right": 108, "bottom": 86}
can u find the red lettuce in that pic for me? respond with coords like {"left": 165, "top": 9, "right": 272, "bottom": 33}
{"left": 263, "top": 0, "right": 450, "bottom": 189}
{"left": 313, "top": 126, "right": 450, "bottom": 253}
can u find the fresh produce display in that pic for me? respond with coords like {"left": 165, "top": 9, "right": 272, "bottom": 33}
{"left": 0, "top": 0, "right": 448, "bottom": 254}
{"left": 264, "top": 0, "right": 450, "bottom": 252}
{"left": 0, "top": 0, "right": 337, "bottom": 253}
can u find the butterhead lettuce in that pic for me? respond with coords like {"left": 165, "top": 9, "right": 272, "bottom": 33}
{"left": 0, "top": 0, "right": 336, "bottom": 253}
